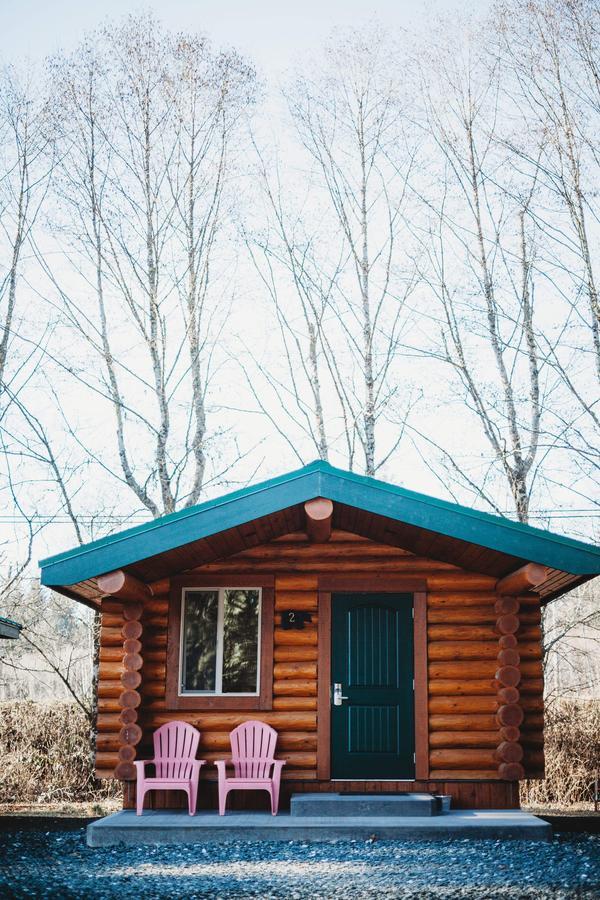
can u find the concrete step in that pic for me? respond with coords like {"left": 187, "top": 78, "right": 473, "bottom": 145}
{"left": 290, "top": 792, "right": 445, "bottom": 818}
{"left": 87, "top": 809, "right": 553, "bottom": 847}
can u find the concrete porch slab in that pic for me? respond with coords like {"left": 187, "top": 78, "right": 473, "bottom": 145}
{"left": 290, "top": 792, "right": 442, "bottom": 817}
{"left": 87, "top": 809, "right": 552, "bottom": 847}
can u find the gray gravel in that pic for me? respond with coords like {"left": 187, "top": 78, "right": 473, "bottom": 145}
{"left": 0, "top": 826, "right": 598, "bottom": 898}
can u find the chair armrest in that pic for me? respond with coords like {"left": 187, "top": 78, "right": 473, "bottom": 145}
{"left": 133, "top": 760, "right": 154, "bottom": 778}
{"left": 271, "top": 760, "right": 286, "bottom": 772}
{"left": 214, "top": 759, "right": 231, "bottom": 775}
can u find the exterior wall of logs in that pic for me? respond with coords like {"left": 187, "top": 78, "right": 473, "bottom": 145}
{"left": 95, "top": 530, "right": 544, "bottom": 810}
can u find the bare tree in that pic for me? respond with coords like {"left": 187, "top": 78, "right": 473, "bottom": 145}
{"left": 41, "top": 15, "right": 256, "bottom": 517}
{"left": 246, "top": 25, "right": 418, "bottom": 476}
{"left": 412, "top": 27, "right": 553, "bottom": 523}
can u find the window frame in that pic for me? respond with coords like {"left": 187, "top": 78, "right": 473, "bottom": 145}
{"left": 179, "top": 586, "right": 262, "bottom": 697}
{"left": 166, "top": 574, "right": 274, "bottom": 711}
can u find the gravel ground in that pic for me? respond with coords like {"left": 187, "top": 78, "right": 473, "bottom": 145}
{"left": 0, "top": 827, "right": 599, "bottom": 899}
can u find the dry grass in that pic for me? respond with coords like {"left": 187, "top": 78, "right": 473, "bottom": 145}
{"left": 0, "top": 701, "right": 120, "bottom": 806}
{"left": 521, "top": 699, "right": 600, "bottom": 809}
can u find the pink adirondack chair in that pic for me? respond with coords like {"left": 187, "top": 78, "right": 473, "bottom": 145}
{"left": 134, "top": 721, "right": 205, "bottom": 816}
{"left": 215, "top": 720, "right": 286, "bottom": 815}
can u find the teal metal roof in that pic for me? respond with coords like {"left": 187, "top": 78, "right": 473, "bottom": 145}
{"left": 39, "top": 460, "right": 600, "bottom": 590}
{"left": 0, "top": 615, "right": 22, "bottom": 639}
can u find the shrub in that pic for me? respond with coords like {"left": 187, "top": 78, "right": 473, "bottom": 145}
{"left": 521, "top": 699, "right": 600, "bottom": 808}
{"left": 0, "top": 700, "right": 119, "bottom": 804}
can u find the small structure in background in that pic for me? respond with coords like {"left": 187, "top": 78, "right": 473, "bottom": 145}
{"left": 0, "top": 615, "right": 22, "bottom": 640}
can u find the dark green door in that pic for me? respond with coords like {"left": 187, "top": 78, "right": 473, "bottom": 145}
{"left": 331, "top": 593, "right": 415, "bottom": 779}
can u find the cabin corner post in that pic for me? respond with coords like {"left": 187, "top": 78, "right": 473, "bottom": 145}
{"left": 114, "top": 602, "right": 143, "bottom": 783}
{"left": 494, "top": 595, "right": 525, "bottom": 781}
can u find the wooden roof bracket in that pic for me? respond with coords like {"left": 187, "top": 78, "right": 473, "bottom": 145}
{"left": 304, "top": 497, "right": 333, "bottom": 543}
{"left": 97, "top": 569, "right": 152, "bottom": 604}
{"left": 495, "top": 563, "right": 549, "bottom": 595}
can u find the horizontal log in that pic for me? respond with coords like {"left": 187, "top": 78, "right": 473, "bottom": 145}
{"left": 495, "top": 665, "right": 521, "bottom": 687}
{"left": 429, "top": 769, "right": 500, "bottom": 780}
{"left": 520, "top": 660, "right": 543, "bottom": 678}
{"left": 95, "top": 768, "right": 116, "bottom": 780}
{"left": 118, "top": 745, "right": 136, "bottom": 763}
{"left": 97, "top": 713, "right": 123, "bottom": 733}
{"left": 496, "top": 564, "right": 547, "bottom": 595}
{"left": 200, "top": 750, "right": 316, "bottom": 768}
{"left": 272, "top": 697, "right": 318, "bottom": 711}
{"left": 119, "top": 689, "right": 141, "bottom": 709}
{"left": 495, "top": 614, "right": 519, "bottom": 635}
{"left": 149, "top": 578, "right": 170, "bottom": 595}
{"left": 427, "top": 608, "right": 496, "bottom": 625}
{"left": 428, "top": 679, "right": 498, "bottom": 696}
{"left": 496, "top": 741, "right": 523, "bottom": 763}
{"left": 140, "top": 598, "right": 168, "bottom": 615}
{"left": 273, "top": 662, "right": 317, "bottom": 680}
{"left": 140, "top": 662, "right": 166, "bottom": 680}
{"left": 99, "top": 661, "right": 124, "bottom": 680}
{"left": 523, "top": 750, "right": 545, "bottom": 769}
{"left": 429, "top": 661, "right": 497, "bottom": 679}
{"left": 101, "top": 598, "right": 124, "bottom": 615}
{"left": 118, "top": 724, "right": 143, "bottom": 745}
{"left": 305, "top": 498, "right": 333, "bottom": 542}
{"left": 497, "top": 687, "right": 520, "bottom": 704}
{"left": 121, "top": 620, "right": 143, "bottom": 640}
{"left": 428, "top": 642, "right": 500, "bottom": 661}
{"left": 119, "top": 708, "right": 139, "bottom": 726}
{"left": 123, "top": 652, "right": 143, "bottom": 672}
{"left": 275, "top": 574, "right": 318, "bottom": 590}
{"left": 274, "top": 592, "right": 318, "bottom": 611}
{"left": 198, "top": 731, "right": 317, "bottom": 752}
{"left": 498, "top": 762, "right": 525, "bottom": 781}
{"left": 494, "top": 597, "right": 520, "bottom": 616}
{"left": 429, "top": 749, "right": 498, "bottom": 769}
{"left": 274, "top": 629, "right": 317, "bottom": 646}
{"left": 496, "top": 705, "right": 524, "bottom": 727}
{"left": 429, "top": 731, "right": 500, "bottom": 749}
{"left": 497, "top": 649, "right": 520, "bottom": 667}
{"left": 99, "top": 646, "right": 126, "bottom": 662}
{"left": 96, "top": 735, "right": 121, "bottom": 752}
{"left": 429, "top": 696, "right": 499, "bottom": 715}
{"left": 273, "top": 647, "right": 318, "bottom": 662}
{"left": 98, "top": 680, "right": 125, "bottom": 699}
{"left": 98, "top": 570, "right": 151, "bottom": 604}
{"left": 139, "top": 631, "right": 167, "bottom": 649}
{"left": 143, "top": 712, "right": 317, "bottom": 731}
{"left": 427, "top": 593, "right": 498, "bottom": 607}
{"left": 427, "top": 624, "right": 540, "bottom": 641}
{"left": 520, "top": 713, "right": 544, "bottom": 730}
{"left": 139, "top": 682, "right": 164, "bottom": 698}
{"left": 100, "top": 626, "right": 123, "bottom": 647}
{"left": 429, "top": 714, "right": 499, "bottom": 731}
{"left": 520, "top": 695, "right": 544, "bottom": 711}
{"left": 120, "top": 670, "right": 141, "bottom": 690}
{"left": 143, "top": 616, "right": 167, "bottom": 629}
{"left": 273, "top": 679, "right": 317, "bottom": 697}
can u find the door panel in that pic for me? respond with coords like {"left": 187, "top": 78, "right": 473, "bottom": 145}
{"left": 331, "top": 592, "right": 415, "bottom": 779}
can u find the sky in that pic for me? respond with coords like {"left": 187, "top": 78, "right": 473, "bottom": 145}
{"left": 1, "top": 0, "right": 486, "bottom": 74}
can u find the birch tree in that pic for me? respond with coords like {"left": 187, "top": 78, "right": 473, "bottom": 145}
{"left": 247, "top": 26, "right": 418, "bottom": 476}
{"left": 44, "top": 15, "right": 256, "bottom": 517}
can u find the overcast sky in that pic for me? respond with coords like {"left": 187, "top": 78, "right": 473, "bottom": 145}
{"left": 1, "top": 0, "right": 488, "bottom": 73}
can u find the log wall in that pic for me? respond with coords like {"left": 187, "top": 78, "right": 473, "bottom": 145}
{"left": 94, "top": 529, "right": 544, "bottom": 809}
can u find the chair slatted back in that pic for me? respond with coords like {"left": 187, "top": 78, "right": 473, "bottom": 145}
{"left": 230, "top": 720, "right": 278, "bottom": 779}
{"left": 153, "top": 721, "right": 200, "bottom": 779}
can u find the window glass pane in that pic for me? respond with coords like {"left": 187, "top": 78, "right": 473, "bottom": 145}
{"left": 222, "top": 589, "right": 260, "bottom": 693}
{"left": 182, "top": 590, "right": 219, "bottom": 692}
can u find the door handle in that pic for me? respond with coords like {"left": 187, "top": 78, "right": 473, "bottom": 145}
{"left": 333, "top": 683, "right": 349, "bottom": 706}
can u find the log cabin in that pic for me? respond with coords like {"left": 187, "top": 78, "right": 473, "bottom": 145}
{"left": 39, "top": 461, "right": 600, "bottom": 811}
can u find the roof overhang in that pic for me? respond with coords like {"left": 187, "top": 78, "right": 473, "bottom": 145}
{"left": 39, "top": 461, "right": 600, "bottom": 608}
{"left": 0, "top": 616, "right": 22, "bottom": 639}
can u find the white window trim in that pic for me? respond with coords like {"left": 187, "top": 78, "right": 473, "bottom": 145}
{"left": 179, "top": 586, "right": 262, "bottom": 697}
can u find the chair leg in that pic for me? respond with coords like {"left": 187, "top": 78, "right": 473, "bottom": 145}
{"left": 188, "top": 782, "right": 198, "bottom": 816}
{"left": 136, "top": 785, "right": 148, "bottom": 816}
{"left": 219, "top": 785, "right": 229, "bottom": 816}
{"left": 270, "top": 781, "right": 280, "bottom": 815}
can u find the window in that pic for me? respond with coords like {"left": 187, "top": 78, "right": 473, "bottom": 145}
{"left": 180, "top": 588, "right": 261, "bottom": 695}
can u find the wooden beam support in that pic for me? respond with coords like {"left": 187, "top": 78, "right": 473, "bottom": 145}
{"left": 304, "top": 498, "right": 333, "bottom": 543}
{"left": 496, "top": 564, "right": 548, "bottom": 596}
{"left": 97, "top": 569, "right": 152, "bottom": 604}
